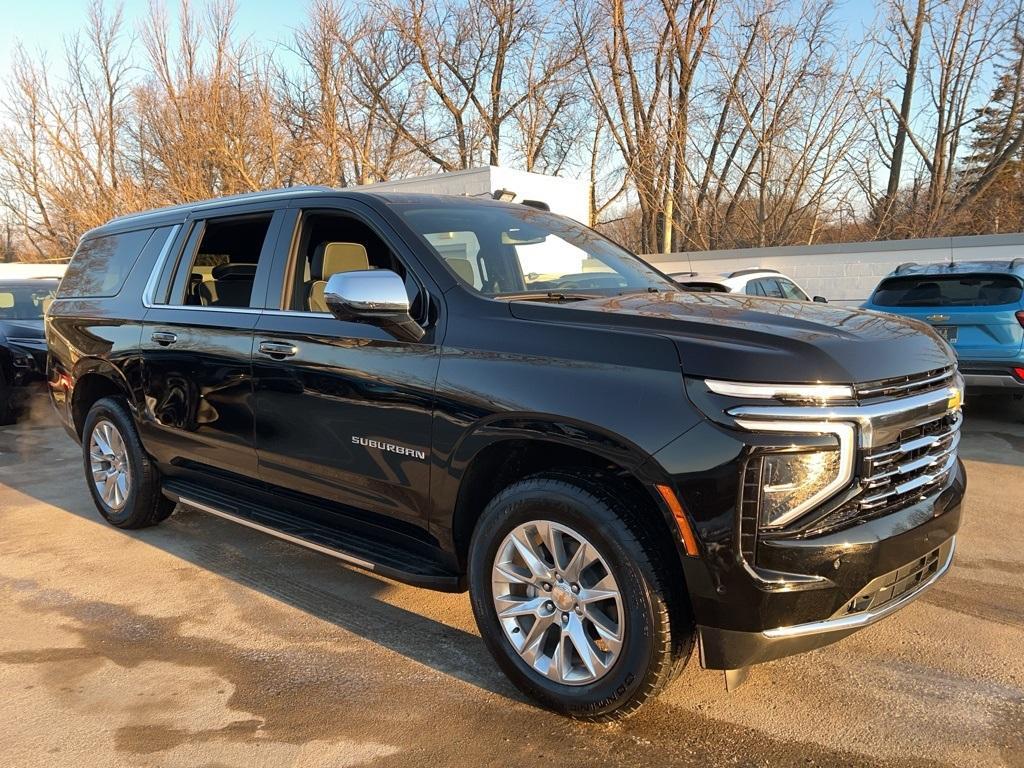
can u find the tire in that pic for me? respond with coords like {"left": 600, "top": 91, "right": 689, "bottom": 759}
{"left": 468, "top": 471, "right": 693, "bottom": 721}
{"left": 82, "top": 396, "right": 175, "bottom": 529}
{"left": 0, "top": 368, "right": 11, "bottom": 425}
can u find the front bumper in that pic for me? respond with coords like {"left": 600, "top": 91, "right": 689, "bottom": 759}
{"left": 697, "top": 458, "right": 965, "bottom": 670}
{"left": 4, "top": 340, "right": 48, "bottom": 386}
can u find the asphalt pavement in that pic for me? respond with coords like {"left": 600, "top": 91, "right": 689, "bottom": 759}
{"left": 1, "top": 394, "right": 1022, "bottom": 767}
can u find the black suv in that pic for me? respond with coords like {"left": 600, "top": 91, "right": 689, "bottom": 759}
{"left": 46, "top": 188, "right": 966, "bottom": 719}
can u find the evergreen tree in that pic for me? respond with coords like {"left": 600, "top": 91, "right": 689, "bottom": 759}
{"left": 958, "top": 35, "right": 1024, "bottom": 233}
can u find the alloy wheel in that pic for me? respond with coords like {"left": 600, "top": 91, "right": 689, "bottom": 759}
{"left": 491, "top": 520, "right": 624, "bottom": 685}
{"left": 89, "top": 419, "right": 131, "bottom": 510}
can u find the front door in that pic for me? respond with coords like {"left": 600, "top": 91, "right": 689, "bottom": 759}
{"left": 252, "top": 201, "right": 442, "bottom": 533}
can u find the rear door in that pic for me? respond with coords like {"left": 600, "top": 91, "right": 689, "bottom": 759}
{"left": 251, "top": 198, "right": 442, "bottom": 532}
{"left": 138, "top": 204, "right": 287, "bottom": 477}
{"left": 869, "top": 273, "right": 1024, "bottom": 360}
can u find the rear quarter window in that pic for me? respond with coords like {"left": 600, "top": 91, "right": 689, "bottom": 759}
{"left": 871, "top": 275, "right": 1023, "bottom": 307}
{"left": 58, "top": 228, "right": 154, "bottom": 298}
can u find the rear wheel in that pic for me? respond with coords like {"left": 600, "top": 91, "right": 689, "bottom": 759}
{"left": 82, "top": 397, "right": 175, "bottom": 528}
{"left": 468, "top": 472, "right": 692, "bottom": 720}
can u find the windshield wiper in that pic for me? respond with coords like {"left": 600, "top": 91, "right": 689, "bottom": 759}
{"left": 497, "top": 292, "right": 599, "bottom": 302}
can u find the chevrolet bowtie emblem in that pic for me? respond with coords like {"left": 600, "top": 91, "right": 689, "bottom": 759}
{"left": 948, "top": 387, "right": 962, "bottom": 411}
{"left": 927, "top": 314, "right": 950, "bottom": 323}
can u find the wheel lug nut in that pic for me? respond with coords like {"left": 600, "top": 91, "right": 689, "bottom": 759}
{"left": 542, "top": 582, "right": 551, "bottom": 591}
{"left": 561, "top": 612, "right": 569, "bottom": 624}
{"left": 545, "top": 601, "right": 554, "bottom": 611}
{"left": 570, "top": 584, "right": 579, "bottom": 594}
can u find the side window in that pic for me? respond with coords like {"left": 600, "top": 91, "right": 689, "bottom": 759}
{"left": 751, "top": 278, "right": 784, "bottom": 298}
{"left": 424, "top": 230, "right": 483, "bottom": 289}
{"left": 58, "top": 228, "right": 154, "bottom": 298}
{"left": 777, "top": 279, "right": 808, "bottom": 301}
{"left": 747, "top": 280, "right": 766, "bottom": 297}
{"left": 285, "top": 210, "right": 422, "bottom": 319}
{"left": 169, "top": 213, "right": 273, "bottom": 308}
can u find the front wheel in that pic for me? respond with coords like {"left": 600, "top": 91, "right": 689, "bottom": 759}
{"left": 82, "top": 397, "right": 175, "bottom": 528}
{"left": 468, "top": 472, "right": 692, "bottom": 720}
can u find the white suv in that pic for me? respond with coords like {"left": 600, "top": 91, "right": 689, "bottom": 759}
{"left": 670, "top": 268, "right": 825, "bottom": 302}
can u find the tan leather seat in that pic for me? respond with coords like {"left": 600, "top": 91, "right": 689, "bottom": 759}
{"left": 307, "top": 242, "right": 370, "bottom": 312}
{"left": 199, "top": 263, "right": 257, "bottom": 307}
{"left": 445, "top": 257, "right": 476, "bottom": 286}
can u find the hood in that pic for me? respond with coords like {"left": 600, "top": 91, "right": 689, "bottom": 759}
{"left": 0, "top": 319, "right": 45, "bottom": 340}
{"left": 507, "top": 291, "right": 955, "bottom": 384}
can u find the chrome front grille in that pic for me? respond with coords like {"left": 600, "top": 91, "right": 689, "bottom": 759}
{"left": 858, "top": 411, "right": 961, "bottom": 517}
{"left": 854, "top": 365, "right": 956, "bottom": 401}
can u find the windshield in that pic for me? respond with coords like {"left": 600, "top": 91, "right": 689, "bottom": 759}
{"left": 871, "top": 274, "right": 1023, "bottom": 307}
{"left": 395, "top": 202, "right": 675, "bottom": 297}
{"left": 0, "top": 282, "right": 57, "bottom": 320}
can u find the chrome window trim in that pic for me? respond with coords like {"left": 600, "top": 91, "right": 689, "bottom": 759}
{"left": 141, "top": 224, "right": 182, "bottom": 308}
{"left": 762, "top": 535, "right": 956, "bottom": 639}
{"left": 145, "top": 304, "right": 264, "bottom": 315}
{"left": 733, "top": 419, "right": 856, "bottom": 529}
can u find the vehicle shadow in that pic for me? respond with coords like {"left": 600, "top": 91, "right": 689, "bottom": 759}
{"left": 0, "top": 402, "right": 522, "bottom": 706}
{"left": 960, "top": 394, "right": 1024, "bottom": 468}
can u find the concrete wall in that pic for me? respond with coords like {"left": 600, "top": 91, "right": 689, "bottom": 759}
{"left": 644, "top": 233, "right": 1024, "bottom": 305}
{"left": 0, "top": 263, "right": 66, "bottom": 279}
{"left": 357, "top": 166, "right": 590, "bottom": 223}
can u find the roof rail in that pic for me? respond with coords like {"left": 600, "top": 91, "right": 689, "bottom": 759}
{"left": 894, "top": 262, "right": 917, "bottom": 274}
{"left": 105, "top": 185, "right": 335, "bottom": 224}
{"left": 727, "top": 267, "right": 779, "bottom": 279}
{"left": 1011, "top": 257, "right": 1024, "bottom": 269}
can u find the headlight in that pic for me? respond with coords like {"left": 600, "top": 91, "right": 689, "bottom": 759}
{"left": 759, "top": 450, "right": 843, "bottom": 528}
{"left": 735, "top": 419, "right": 856, "bottom": 529}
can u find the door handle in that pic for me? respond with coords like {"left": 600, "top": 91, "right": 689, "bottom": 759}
{"left": 151, "top": 331, "right": 178, "bottom": 346}
{"left": 258, "top": 341, "right": 298, "bottom": 359}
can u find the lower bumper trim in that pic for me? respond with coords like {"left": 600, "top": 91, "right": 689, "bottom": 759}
{"left": 963, "top": 373, "right": 1024, "bottom": 390}
{"left": 762, "top": 535, "right": 956, "bottom": 639}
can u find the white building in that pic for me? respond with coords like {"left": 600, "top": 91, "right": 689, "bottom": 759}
{"left": 0, "top": 262, "right": 66, "bottom": 279}
{"left": 358, "top": 166, "right": 589, "bottom": 224}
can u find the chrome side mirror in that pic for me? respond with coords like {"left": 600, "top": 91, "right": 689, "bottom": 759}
{"left": 324, "top": 269, "right": 425, "bottom": 343}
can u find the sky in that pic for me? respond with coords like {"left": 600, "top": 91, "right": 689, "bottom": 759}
{"left": 0, "top": 0, "right": 879, "bottom": 79}
{"left": 0, "top": 0, "right": 301, "bottom": 75}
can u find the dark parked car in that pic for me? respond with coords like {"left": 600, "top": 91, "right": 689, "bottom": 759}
{"left": 47, "top": 188, "right": 965, "bottom": 719}
{"left": 0, "top": 277, "right": 58, "bottom": 423}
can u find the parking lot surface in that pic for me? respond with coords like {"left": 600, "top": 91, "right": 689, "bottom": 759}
{"left": 1, "top": 396, "right": 1022, "bottom": 767}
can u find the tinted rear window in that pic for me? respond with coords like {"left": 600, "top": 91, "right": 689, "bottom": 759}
{"left": 58, "top": 228, "right": 154, "bottom": 298}
{"left": 871, "top": 274, "right": 1023, "bottom": 307}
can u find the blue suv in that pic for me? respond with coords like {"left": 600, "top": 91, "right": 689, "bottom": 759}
{"left": 863, "top": 260, "right": 1024, "bottom": 404}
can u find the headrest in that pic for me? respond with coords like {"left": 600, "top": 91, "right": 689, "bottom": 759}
{"left": 979, "top": 284, "right": 1015, "bottom": 304}
{"left": 211, "top": 263, "right": 257, "bottom": 280}
{"left": 446, "top": 257, "right": 475, "bottom": 285}
{"left": 313, "top": 242, "right": 369, "bottom": 278}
